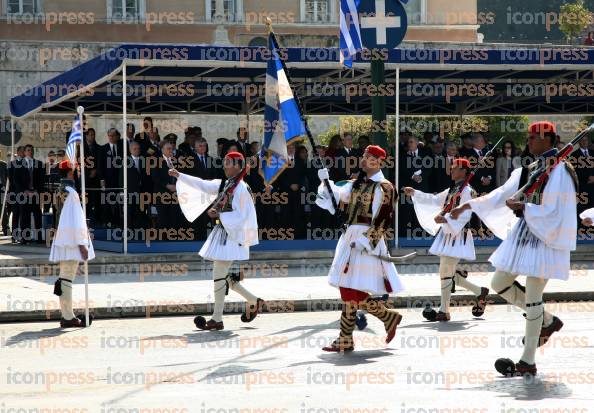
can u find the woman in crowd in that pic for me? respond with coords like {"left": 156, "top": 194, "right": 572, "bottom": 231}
{"left": 496, "top": 140, "right": 521, "bottom": 187}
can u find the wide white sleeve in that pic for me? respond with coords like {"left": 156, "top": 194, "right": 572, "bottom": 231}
{"left": 466, "top": 167, "right": 522, "bottom": 240}
{"left": 53, "top": 190, "right": 91, "bottom": 248}
{"left": 443, "top": 186, "right": 473, "bottom": 235}
{"left": 580, "top": 207, "right": 594, "bottom": 220}
{"left": 176, "top": 173, "right": 221, "bottom": 222}
{"left": 411, "top": 189, "right": 448, "bottom": 236}
{"left": 315, "top": 180, "right": 352, "bottom": 215}
{"left": 219, "top": 184, "right": 259, "bottom": 247}
{"left": 524, "top": 165, "right": 576, "bottom": 250}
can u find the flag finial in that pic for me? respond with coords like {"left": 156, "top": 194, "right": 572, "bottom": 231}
{"left": 265, "top": 17, "right": 273, "bottom": 34}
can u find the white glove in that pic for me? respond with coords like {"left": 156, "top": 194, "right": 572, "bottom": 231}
{"left": 318, "top": 168, "right": 330, "bottom": 181}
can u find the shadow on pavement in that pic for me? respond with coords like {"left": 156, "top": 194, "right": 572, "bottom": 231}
{"left": 3, "top": 327, "right": 73, "bottom": 346}
{"left": 461, "top": 377, "right": 572, "bottom": 400}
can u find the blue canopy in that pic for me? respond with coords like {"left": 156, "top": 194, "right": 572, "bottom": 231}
{"left": 10, "top": 44, "right": 594, "bottom": 119}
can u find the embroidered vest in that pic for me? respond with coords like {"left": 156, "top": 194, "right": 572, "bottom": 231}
{"left": 346, "top": 180, "right": 378, "bottom": 226}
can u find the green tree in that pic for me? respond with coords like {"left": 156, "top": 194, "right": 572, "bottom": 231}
{"left": 559, "top": 0, "right": 592, "bottom": 44}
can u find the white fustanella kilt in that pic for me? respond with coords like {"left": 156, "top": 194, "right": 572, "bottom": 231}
{"left": 199, "top": 225, "right": 250, "bottom": 261}
{"left": 429, "top": 228, "right": 476, "bottom": 261}
{"left": 328, "top": 224, "right": 404, "bottom": 295}
{"left": 489, "top": 218, "right": 570, "bottom": 280}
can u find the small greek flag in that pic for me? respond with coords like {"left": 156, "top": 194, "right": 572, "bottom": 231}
{"left": 259, "top": 33, "right": 306, "bottom": 185}
{"left": 339, "top": 0, "right": 362, "bottom": 68}
{"left": 66, "top": 116, "right": 82, "bottom": 162}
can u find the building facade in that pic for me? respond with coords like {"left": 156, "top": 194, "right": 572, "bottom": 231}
{"left": 0, "top": 0, "right": 479, "bottom": 154}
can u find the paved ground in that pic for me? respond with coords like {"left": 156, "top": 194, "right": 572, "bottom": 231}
{"left": 2, "top": 266, "right": 594, "bottom": 320}
{"left": 1, "top": 304, "right": 593, "bottom": 411}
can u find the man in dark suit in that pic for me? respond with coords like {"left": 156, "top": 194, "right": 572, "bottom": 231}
{"left": 236, "top": 127, "right": 251, "bottom": 156}
{"left": 150, "top": 141, "right": 183, "bottom": 237}
{"left": 8, "top": 146, "right": 24, "bottom": 242}
{"left": 13, "top": 144, "right": 44, "bottom": 243}
{"left": 337, "top": 133, "right": 360, "bottom": 178}
{"left": 84, "top": 128, "right": 102, "bottom": 225}
{"left": 178, "top": 127, "right": 200, "bottom": 157}
{"left": 186, "top": 137, "right": 215, "bottom": 240}
{"left": 276, "top": 143, "right": 306, "bottom": 238}
{"left": 99, "top": 128, "right": 124, "bottom": 228}
{"left": 398, "top": 135, "right": 433, "bottom": 237}
{"left": 121, "top": 141, "right": 150, "bottom": 230}
{"left": 465, "top": 133, "right": 496, "bottom": 195}
{"left": 135, "top": 117, "right": 153, "bottom": 155}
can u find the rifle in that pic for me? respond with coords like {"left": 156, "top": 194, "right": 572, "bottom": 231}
{"left": 511, "top": 123, "right": 594, "bottom": 202}
{"left": 266, "top": 19, "right": 343, "bottom": 224}
{"left": 441, "top": 136, "right": 504, "bottom": 214}
{"left": 213, "top": 166, "right": 248, "bottom": 212}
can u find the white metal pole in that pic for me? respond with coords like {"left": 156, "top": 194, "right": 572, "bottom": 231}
{"left": 0, "top": 118, "right": 15, "bottom": 235}
{"left": 122, "top": 63, "right": 128, "bottom": 254}
{"left": 394, "top": 67, "right": 400, "bottom": 250}
{"left": 77, "top": 106, "right": 90, "bottom": 328}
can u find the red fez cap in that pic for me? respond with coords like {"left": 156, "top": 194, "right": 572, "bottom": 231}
{"left": 365, "top": 145, "right": 386, "bottom": 159}
{"left": 528, "top": 121, "right": 556, "bottom": 135}
{"left": 224, "top": 151, "right": 245, "bottom": 161}
{"left": 452, "top": 158, "right": 471, "bottom": 169}
{"left": 58, "top": 159, "right": 77, "bottom": 170}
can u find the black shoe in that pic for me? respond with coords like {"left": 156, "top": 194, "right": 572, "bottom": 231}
{"left": 241, "top": 298, "right": 264, "bottom": 323}
{"left": 76, "top": 314, "right": 93, "bottom": 327}
{"left": 60, "top": 318, "right": 83, "bottom": 328}
{"left": 495, "top": 358, "right": 537, "bottom": 377}
{"left": 194, "top": 316, "right": 224, "bottom": 330}
{"left": 472, "top": 287, "right": 489, "bottom": 317}
{"left": 422, "top": 304, "right": 437, "bottom": 321}
{"left": 522, "top": 316, "right": 564, "bottom": 347}
{"left": 322, "top": 338, "right": 354, "bottom": 352}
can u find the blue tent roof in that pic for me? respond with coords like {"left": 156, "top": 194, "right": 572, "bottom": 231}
{"left": 10, "top": 44, "right": 594, "bottom": 119}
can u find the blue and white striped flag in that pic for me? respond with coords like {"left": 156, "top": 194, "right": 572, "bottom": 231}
{"left": 66, "top": 116, "right": 82, "bottom": 162}
{"left": 339, "top": 0, "right": 362, "bottom": 68}
{"left": 259, "top": 33, "right": 306, "bottom": 185}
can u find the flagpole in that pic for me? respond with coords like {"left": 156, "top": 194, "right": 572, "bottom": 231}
{"left": 77, "top": 105, "right": 90, "bottom": 328}
{"left": 122, "top": 63, "right": 128, "bottom": 255}
{"left": 394, "top": 67, "right": 400, "bottom": 250}
{"left": 265, "top": 18, "right": 342, "bottom": 221}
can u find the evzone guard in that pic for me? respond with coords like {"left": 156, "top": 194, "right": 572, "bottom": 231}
{"left": 316, "top": 145, "right": 404, "bottom": 352}
{"left": 50, "top": 160, "right": 95, "bottom": 328}
{"left": 170, "top": 151, "right": 264, "bottom": 331}
{"left": 403, "top": 158, "right": 489, "bottom": 322}
{"left": 450, "top": 121, "right": 576, "bottom": 376}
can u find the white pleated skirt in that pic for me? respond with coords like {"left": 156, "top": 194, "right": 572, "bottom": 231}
{"left": 199, "top": 225, "right": 250, "bottom": 261}
{"left": 429, "top": 228, "right": 475, "bottom": 261}
{"left": 489, "top": 219, "right": 570, "bottom": 280}
{"left": 328, "top": 225, "right": 404, "bottom": 295}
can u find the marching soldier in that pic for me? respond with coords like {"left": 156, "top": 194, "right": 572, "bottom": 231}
{"left": 50, "top": 160, "right": 95, "bottom": 328}
{"left": 316, "top": 145, "right": 404, "bottom": 352}
{"left": 170, "top": 151, "right": 264, "bottom": 331}
{"left": 403, "top": 158, "right": 489, "bottom": 322}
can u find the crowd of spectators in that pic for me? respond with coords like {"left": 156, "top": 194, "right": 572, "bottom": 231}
{"left": 1, "top": 118, "right": 593, "bottom": 244}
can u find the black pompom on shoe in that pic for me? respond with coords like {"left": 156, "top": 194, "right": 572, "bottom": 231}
{"left": 495, "top": 358, "right": 516, "bottom": 377}
{"left": 422, "top": 304, "right": 437, "bottom": 321}
{"left": 76, "top": 314, "right": 93, "bottom": 327}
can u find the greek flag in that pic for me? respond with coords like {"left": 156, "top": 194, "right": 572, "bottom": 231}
{"left": 259, "top": 33, "right": 306, "bottom": 185}
{"left": 339, "top": 0, "right": 362, "bottom": 68}
{"left": 66, "top": 116, "right": 82, "bottom": 162}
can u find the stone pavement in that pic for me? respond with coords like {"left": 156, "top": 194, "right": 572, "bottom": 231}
{"left": 1, "top": 266, "right": 594, "bottom": 322}
{"left": 1, "top": 305, "right": 593, "bottom": 411}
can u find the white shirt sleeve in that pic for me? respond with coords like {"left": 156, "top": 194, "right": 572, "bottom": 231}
{"left": 411, "top": 188, "right": 448, "bottom": 236}
{"left": 315, "top": 180, "right": 353, "bottom": 215}
{"left": 176, "top": 173, "right": 221, "bottom": 222}
{"left": 466, "top": 167, "right": 522, "bottom": 240}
